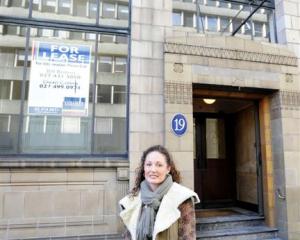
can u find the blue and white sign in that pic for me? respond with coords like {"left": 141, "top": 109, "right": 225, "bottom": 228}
{"left": 28, "top": 41, "right": 91, "bottom": 116}
{"left": 171, "top": 113, "right": 187, "bottom": 136}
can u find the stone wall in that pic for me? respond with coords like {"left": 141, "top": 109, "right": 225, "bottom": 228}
{"left": 275, "top": 0, "right": 300, "bottom": 239}
{"left": 129, "top": 0, "right": 173, "bottom": 186}
{"left": 0, "top": 167, "right": 128, "bottom": 239}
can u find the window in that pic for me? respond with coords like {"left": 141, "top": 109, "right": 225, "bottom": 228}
{"left": 118, "top": 4, "right": 129, "bottom": 20}
{"left": 0, "top": 0, "right": 130, "bottom": 155}
{"left": 15, "top": 49, "right": 31, "bottom": 67}
{"left": 116, "top": 35, "right": 127, "bottom": 44}
{"left": 244, "top": 21, "right": 252, "bottom": 35}
{"left": 220, "top": 17, "right": 230, "bottom": 32}
{"left": 207, "top": 15, "right": 218, "bottom": 32}
{"left": 102, "top": 2, "right": 115, "bottom": 19}
{"left": 173, "top": 11, "right": 181, "bottom": 26}
{"left": 58, "top": 0, "right": 71, "bottom": 15}
{"left": 254, "top": 21, "right": 264, "bottom": 37}
{"left": 42, "top": 0, "right": 56, "bottom": 13}
{"left": 183, "top": 12, "right": 193, "bottom": 27}
{"left": 115, "top": 57, "right": 127, "bottom": 73}
{"left": 88, "top": 0, "right": 97, "bottom": 18}
{"left": 100, "top": 34, "right": 114, "bottom": 43}
{"left": 206, "top": 0, "right": 217, "bottom": 7}
{"left": 98, "top": 56, "right": 113, "bottom": 72}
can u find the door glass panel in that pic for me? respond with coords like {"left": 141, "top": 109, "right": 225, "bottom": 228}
{"left": 206, "top": 118, "right": 226, "bottom": 159}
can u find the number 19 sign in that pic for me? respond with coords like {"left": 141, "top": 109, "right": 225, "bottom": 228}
{"left": 171, "top": 113, "right": 187, "bottom": 136}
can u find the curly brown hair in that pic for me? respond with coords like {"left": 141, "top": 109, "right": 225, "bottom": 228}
{"left": 130, "top": 145, "right": 181, "bottom": 196}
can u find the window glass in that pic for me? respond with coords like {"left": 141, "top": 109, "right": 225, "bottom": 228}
{"left": 0, "top": 0, "right": 29, "bottom": 17}
{"left": 207, "top": 15, "right": 218, "bottom": 32}
{"left": 116, "top": 35, "right": 127, "bottom": 44}
{"left": 183, "top": 0, "right": 193, "bottom": 2}
{"left": 220, "top": 17, "right": 230, "bottom": 32}
{"left": 244, "top": 21, "right": 252, "bottom": 35}
{"left": 102, "top": 2, "right": 115, "bottom": 19}
{"left": 173, "top": 11, "right": 181, "bottom": 26}
{"left": 58, "top": 0, "right": 71, "bottom": 15}
{"left": 32, "top": 0, "right": 97, "bottom": 24}
{"left": 100, "top": 34, "right": 114, "bottom": 43}
{"left": 115, "top": 57, "right": 127, "bottom": 73}
{"left": 183, "top": 12, "right": 193, "bottom": 27}
{"left": 20, "top": 27, "right": 97, "bottom": 154}
{"left": 232, "top": 18, "right": 242, "bottom": 34}
{"left": 98, "top": 56, "right": 113, "bottom": 72}
{"left": 206, "top": 0, "right": 216, "bottom": 7}
{"left": 0, "top": 24, "right": 25, "bottom": 154}
{"left": 254, "top": 21, "right": 263, "bottom": 37}
{"left": 118, "top": 4, "right": 129, "bottom": 20}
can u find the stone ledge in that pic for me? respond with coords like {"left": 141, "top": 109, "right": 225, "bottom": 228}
{"left": 0, "top": 158, "right": 129, "bottom": 168}
{"left": 164, "top": 43, "right": 298, "bottom": 67}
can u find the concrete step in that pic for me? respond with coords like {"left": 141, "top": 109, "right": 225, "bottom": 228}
{"left": 197, "top": 226, "right": 278, "bottom": 240}
{"left": 197, "top": 214, "right": 265, "bottom": 231}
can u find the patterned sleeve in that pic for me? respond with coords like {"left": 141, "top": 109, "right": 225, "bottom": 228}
{"left": 122, "top": 228, "right": 132, "bottom": 240}
{"left": 178, "top": 198, "right": 197, "bottom": 240}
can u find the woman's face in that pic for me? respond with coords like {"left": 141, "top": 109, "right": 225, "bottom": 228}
{"left": 144, "top": 151, "right": 171, "bottom": 191}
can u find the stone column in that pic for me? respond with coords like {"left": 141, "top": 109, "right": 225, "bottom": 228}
{"left": 129, "top": 0, "right": 173, "bottom": 186}
{"left": 275, "top": 0, "right": 300, "bottom": 239}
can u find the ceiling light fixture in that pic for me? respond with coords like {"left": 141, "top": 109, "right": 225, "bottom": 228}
{"left": 203, "top": 98, "right": 216, "bottom": 104}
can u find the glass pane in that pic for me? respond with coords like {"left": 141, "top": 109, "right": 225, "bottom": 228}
{"left": 254, "top": 21, "right": 264, "bottom": 37}
{"left": 0, "top": 0, "right": 29, "bottom": 17}
{"left": 244, "top": 21, "right": 252, "bottom": 35}
{"left": 183, "top": 12, "right": 193, "bottom": 27}
{"left": 115, "top": 57, "right": 127, "bottom": 73}
{"left": 98, "top": 56, "right": 113, "bottom": 72}
{"left": 206, "top": 118, "right": 226, "bottom": 159}
{"left": 207, "top": 15, "right": 218, "bottom": 32}
{"left": 32, "top": 0, "right": 97, "bottom": 24}
{"left": 100, "top": 34, "right": 114, "bottom": 43}
{"left": 102, "top": 2, "right": 115, "bottom": 18}
{"left": 94, "top": 35, "right": 128, "bottom": 154}
{"left": 206, "top": 0, "right": 216, "bottom": 7}
{"left": 21, "top": 26, "right": 97, "bottom": 154}
{"left": 173, "top": 11, "right": 181, "bottom": 26}
{"left": 118, "top": 4, "right": 129, "bottom": 20}
{"left": 0, "top": 24, "right": 25, "bottom": 154}
{"left": 220, "top": 17, "right": 230, "bottom": 32}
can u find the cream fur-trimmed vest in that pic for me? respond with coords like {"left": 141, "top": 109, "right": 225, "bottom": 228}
{"left": 119, "top": 183, "right": 200, "bottom": 240}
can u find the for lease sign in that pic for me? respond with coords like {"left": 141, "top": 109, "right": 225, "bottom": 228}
{"left": 28, "top": 41, "right": 91, "bottom": 116}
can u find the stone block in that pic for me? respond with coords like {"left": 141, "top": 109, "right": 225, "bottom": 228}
{"left": 165, "top": 103, "right": 193, "bottom": 114}
{"left": 0, "top": 169, "right": 10, "bottom": 183}
{"left": 171, "top": 151, "right": 194, "bottom": 172}
{"left": 129, "top": 93, "right": 140, "bottom": 112}
{"left": 285, "top": 168, "right": 298, "bottom": 187}
{"left": 53, "top": 191, "right": 81, "bottom": 216}
{"left": 10, "top": 169, "right": 39, "bottom": 183}
{"left": 80, "top": 191, "right": 101, "bottom": 216}
{"left": 153, "top": 42, "right": 164, "bottom": 59}
{"left": 285, "top": 29, "right": 300, "bottom": 44}
{"left": 131, "top": 23, "right": 141, "bottom": 40}
{"left": 225, "top": 36, "right": 245, "bottom": 50}
{"left": 67, "top": 169, "right": 94, "bottom": 182}
{"left": 24, "top": 192, "right": 54, "bottom": 218}
{"left": 38, "top": 169, "right": 67, "bottom": 182}
{"left": 131, "top": 40, "right": 153, "bottom": 58}
{"left": 132, "top": 7, "right": 153, "bottom": 25}
{"left": 153, "top": 10, "right": 172, "bottom": 27}
{"left": 165, "top": 132, "right": 181, "bottom": 152}
{"left": 130, "top": 112, "right": 164, "bottom": 133}
{"left": 179, "top": 170, "right": 195, "bottom": 190}
{"left": 7, "top": 227, "right": 38, "bottom": 239}
{"left": 165, "top": 62, "right": 192, "bottom": 83}
{"left": 284, "top": 1, "right": 298, "bottom": 16}
{"left": 3, "top": 192, "right": 24, "bottom": 218}
{"left": 140, "top": 94, "right": 164, "bottom": 113}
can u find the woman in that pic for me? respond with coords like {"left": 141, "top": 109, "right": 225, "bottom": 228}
{"left": 119, "top": 145, "right": 200, "bottom": 240}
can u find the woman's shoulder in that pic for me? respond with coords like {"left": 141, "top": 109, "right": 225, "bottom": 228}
{"left": 119, "top": 193, "right": 141, "bottom": 209}
{"left": 169, "top": 183, "right": 200, "bottom": 204}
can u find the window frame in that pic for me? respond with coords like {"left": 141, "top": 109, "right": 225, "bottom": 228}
{"left": 0, "top": 0, "right": 131, "bottom": 159}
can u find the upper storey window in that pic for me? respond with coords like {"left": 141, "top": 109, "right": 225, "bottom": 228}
{"left": 172, "top": 0, "right": 276, "bottom": 42}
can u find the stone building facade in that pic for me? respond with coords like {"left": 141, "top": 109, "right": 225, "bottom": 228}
{"left": 0, "top": 0, "right": 300, "bottom": 239}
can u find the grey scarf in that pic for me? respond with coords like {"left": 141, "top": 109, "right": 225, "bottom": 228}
{"left": 136, "top": 174, "right": 173, "bottom": 240}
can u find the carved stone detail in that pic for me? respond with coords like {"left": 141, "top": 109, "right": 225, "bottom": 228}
{"left": 165, "top": 82, "right": 192, "bottom": 104}
{"left": 165, "top": 43, "right": 298, "bottom": 67}
{"left": 280, "top": 91, "right": 300, "bottom": 108}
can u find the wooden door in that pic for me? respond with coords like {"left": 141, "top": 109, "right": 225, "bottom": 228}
{"left": 194, "top": 114, "right": 235, "bottom": 208}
